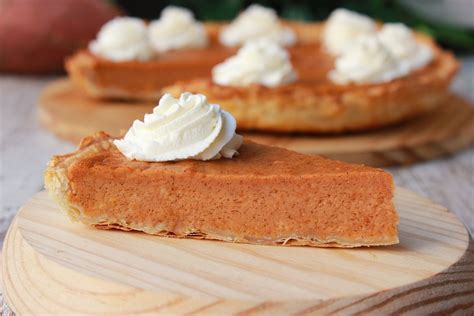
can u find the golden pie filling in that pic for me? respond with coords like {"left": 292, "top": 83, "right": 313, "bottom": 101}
{"left": 45, "top": 132, "right": 398, "bottom": 248}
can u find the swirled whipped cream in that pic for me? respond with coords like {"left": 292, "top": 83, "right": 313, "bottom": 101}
{"left": 212, "top": 39, "right": 297, "bottom": 87}
{"left": 114, "top": 93, "right": 243, "bottom": 162}
{"left": 329, "top": 34, "right": 408, "bottom": 84}
{"left": 379, "top": 23, "right": 433, "bottom": 72}
{"left": 323, "top": 8, "right": 376, "bottom": 55}
{"left": 219, "top": 4, "right": 296, "bottom": 47}
{"left": 148, "top": 6, "right": 208, "bottom": 53}
{"left": 89, "top": 17, "right": 153, "bottom": 61}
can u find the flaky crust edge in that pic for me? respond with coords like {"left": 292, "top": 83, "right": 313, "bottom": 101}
{"left": 44, "top": 132, "right": 112, "bottom": 224}
{"left": 44, "top": 132, "right": 398, "bottom": 248}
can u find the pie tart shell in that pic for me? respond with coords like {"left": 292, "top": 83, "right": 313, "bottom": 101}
{"left": 44, "top": 132, "right": 398, "bottom": 248}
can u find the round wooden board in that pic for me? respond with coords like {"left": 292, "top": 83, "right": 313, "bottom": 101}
{"left": 3, "top": 189, "right": 473, "bottom": 315}
{"left": 39, "top": 79, "right": 474, "bottom": 167}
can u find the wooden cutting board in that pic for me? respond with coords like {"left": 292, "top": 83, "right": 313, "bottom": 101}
{"left": 39, "top": 79, "right": 474, "bottom": 167}
{"left": 3, "top": 189, "right": 473, "bottom": 315}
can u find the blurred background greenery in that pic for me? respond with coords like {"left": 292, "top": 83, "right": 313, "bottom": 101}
{"left": 116, "top": 0, "right": 474, "bottom": 53}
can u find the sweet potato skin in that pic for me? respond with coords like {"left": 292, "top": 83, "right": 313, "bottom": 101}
{"left": 0, "top": 0, "right": 120, "bottom": 74}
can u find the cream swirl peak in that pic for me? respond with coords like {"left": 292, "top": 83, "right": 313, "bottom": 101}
{"left": 212, "top": 39, "right": 297, "bottom": 87}
{"left": 328, "top": 18, "right": 434, "bottom": 85}
{"left": 114, "top": 93, "right": 243, "bottom": 162}
{"left": 89, "top": 17, "right": 153, "bottom": 61}
{"left": 323, "top": 8, "right": 376, "bottom": 56}
{"left": 379, "top": 23, "right": 433, "bottom": 72}
{"left": 329, "top": 34, "right": 408, "bottom": 84}
{"left": 148, "top": 6, "right": 208, "bottom": 53}
{"left": 219, "top": 4, "right": 296, "bottom": 47}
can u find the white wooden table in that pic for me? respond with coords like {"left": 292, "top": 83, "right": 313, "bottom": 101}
{"left": 0, "top": 59, "right": 473, "bottom": 314}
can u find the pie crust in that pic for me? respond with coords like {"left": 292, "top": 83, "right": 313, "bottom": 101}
{"left": 66, "top": 21, "right": 458, "bottom": 132}
{"left": 44, "top": 132, "right": 398, "bottom": 248}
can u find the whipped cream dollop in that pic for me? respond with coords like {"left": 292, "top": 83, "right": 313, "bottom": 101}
{"left": 329, "top": 34, "right": 408, "bottom": 84}
{"left": 379, "top": 23, "right": 433, "bottom": 72}
{"left": 219, "top": 4, "right": 296, "bottom": 47}
{"left": 323, "top": 8, "right": 376, "bottom": 55}
{"left": 89, "top": 17, "right": 154, "bottom": 61}
{"left": 114, "top": 93, "right": 243, "bottom": 162}
{"left": 148, "top": 6, "right": 208, "bottom": 53}
{"left": 212, "top": 39, "right": 297, "bottom": 87}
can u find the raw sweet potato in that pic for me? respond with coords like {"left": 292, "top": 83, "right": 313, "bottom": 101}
{"left": 0, "top": 0, "right": 121, "bottom": 74}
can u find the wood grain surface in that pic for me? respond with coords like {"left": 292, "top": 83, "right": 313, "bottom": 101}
{"left": 38, "top": 79, "right": 155, "bottom": 142}
{"left": 3, "top": 188, "right": 471, "bottom": 315}
{"left": 38, "top": 79, "right": 474, "bottom": 167}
